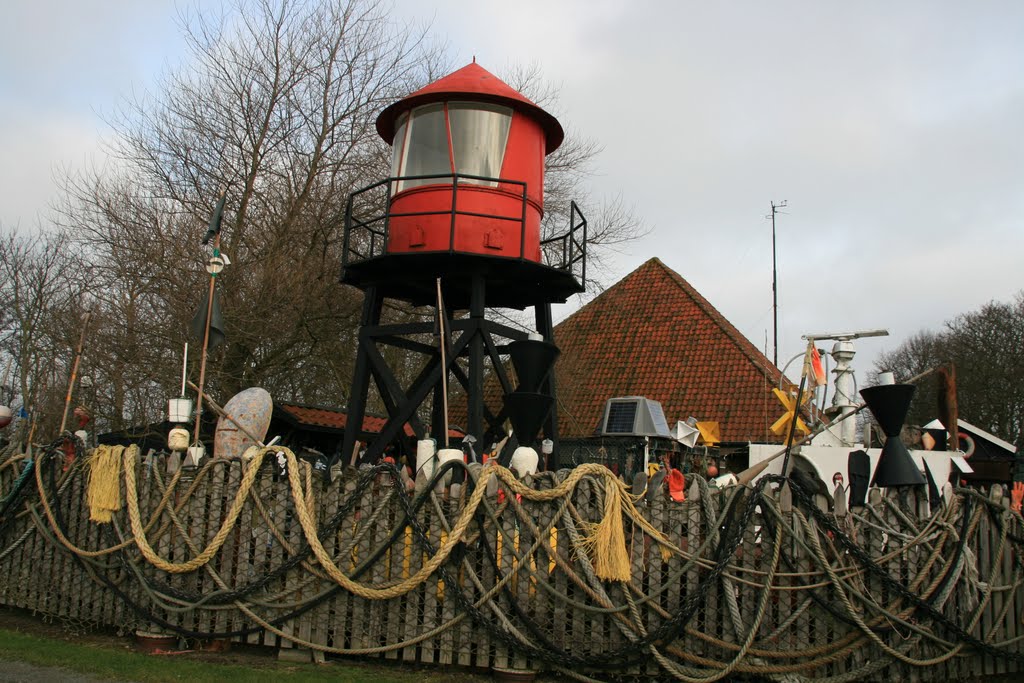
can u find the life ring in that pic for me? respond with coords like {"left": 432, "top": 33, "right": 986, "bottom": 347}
{"left": 958, "top": 432, "right": 975, "bottom": 458}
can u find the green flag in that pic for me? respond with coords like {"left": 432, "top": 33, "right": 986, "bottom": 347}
{"left": 190, "top": 289, "right": 225, "bottom": 351}
{"left": 201, "top": 195, "right": 226, "bottom": 246}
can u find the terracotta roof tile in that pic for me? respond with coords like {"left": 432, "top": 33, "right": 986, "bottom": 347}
{"left": 278, "top": 403, "right": 462, "bottom": 438}
{"left": 551, "top": 258, "right": 791, "bottom": 443}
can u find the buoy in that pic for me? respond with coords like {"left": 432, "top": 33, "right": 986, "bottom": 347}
{"left": 436, "top": 448, "right": 464, "bottom": 485}
{"left": 415, "top": 439, "right": 437, "bottom": 478}
{"left": 168, "top": 427, "right": 190, "bottom": 451}
{"left": 510, "top": 446, "right": 539, "bottom": 477}
{"left": 214, "top": 388, "right": 272, "bottom": 459}
{"left": 0, "top": 405, "right": 13, "bottom": 429}
{"left": 707, "top": 464, "right": 719, "bottom": 478}
{"left": 958, "top": 432, "right": 975, "bottom": 458}
{"left": 667, "top": 469, "right": 686, "bottom": 502}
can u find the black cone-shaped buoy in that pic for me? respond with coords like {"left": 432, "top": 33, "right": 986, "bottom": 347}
{"left": 507, "top": 339, "right": 560, "bottom": 394}
{"left": 871, "top": 437, "right": 926, "bottom": 487}
{"left": 504, "top": 392, "right": 554, "bottom": 446}
{"left": 861, "top": 383, "right": 926, "bottom": 487}
{"left": 860, "top": 384, "right": 916, "bottom": 436}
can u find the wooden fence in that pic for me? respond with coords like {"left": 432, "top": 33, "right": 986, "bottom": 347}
{"left": 0, "top": 447, "right": 1021, "bottom": 681}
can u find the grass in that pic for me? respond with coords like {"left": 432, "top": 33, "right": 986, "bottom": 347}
{"left": 0, "top": 626, "right": 494, "bottom": 682}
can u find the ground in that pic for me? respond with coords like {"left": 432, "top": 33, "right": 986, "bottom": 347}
{"left": 0, "top": 605, "right": 516, "bottom": 682}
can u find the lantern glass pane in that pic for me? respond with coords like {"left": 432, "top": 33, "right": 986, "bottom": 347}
{"left": 397, "top": 104, "right": 451, "bottom": 192}
{"left": 448, "top": 102, "right": 512, "bottom": 188}
{"left": 389, "top": 112, "right": 409, "bottom": 193}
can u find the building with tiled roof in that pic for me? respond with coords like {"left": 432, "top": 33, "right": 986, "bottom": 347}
{"left": 551, "top": 258, "right": 791, "bottom": 443}
{"left": 274, "top": 403, "right": 462, "bottom": 446}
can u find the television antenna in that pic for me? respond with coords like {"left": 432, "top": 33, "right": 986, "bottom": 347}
{"left": 767, "top": 200, "right": 788, "bottom": 368}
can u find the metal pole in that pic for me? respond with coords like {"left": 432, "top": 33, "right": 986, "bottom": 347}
{"left": 436, "top": 278, "right": 449, "bottom": 449}
{"left": 771, "top": 201, "right": 778, "bottom": 369}
{"left": 193, "top": 233, "right": 219, "bottom": 444}
{"left": 768, "top": 200, "right": 787, "bottom": 368}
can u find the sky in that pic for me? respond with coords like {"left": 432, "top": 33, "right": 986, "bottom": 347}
{"left": 2, "top": 0, "right": 1023, "bottom": 385}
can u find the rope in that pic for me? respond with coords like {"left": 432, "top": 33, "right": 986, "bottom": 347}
{"left": 5, "top": 438, "right": 1024, "bottom": 680}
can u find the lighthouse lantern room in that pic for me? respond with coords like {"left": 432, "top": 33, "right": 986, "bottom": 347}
{"left": 335, "top": 62, "right": 587, "bottom": 470}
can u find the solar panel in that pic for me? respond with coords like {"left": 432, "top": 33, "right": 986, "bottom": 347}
{"left": 600, "top": 397, "right": 675, "bottom": 437}
{"left": 605, "top": 401, "right": 638, "bottom": 433}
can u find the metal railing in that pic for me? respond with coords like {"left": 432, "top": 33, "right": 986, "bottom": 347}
{"left": 540, "top": 200, "right": 588, "bottom": 288}
{"left": 342, "top": 173, "right": 587, "bottom": 285}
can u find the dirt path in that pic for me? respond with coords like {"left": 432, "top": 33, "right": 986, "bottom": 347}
{"left": 0, "top": 658, "right": 131, "bottom": 683}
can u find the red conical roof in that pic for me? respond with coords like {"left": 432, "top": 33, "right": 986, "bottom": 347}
{"left": 376, "top": 62, "right": 564, "bottom": 153}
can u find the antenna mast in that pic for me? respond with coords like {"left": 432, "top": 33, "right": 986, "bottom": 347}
{"left": 768, "top": 200, "right": 787, "bottom": 368}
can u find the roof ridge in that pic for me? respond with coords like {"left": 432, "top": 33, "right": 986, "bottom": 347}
{"left": 649, "top": 259, "right": 783, "bottom": 381}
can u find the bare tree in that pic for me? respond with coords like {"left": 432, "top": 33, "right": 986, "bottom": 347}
{"left": 0, "top": 226, "right": 90, "bottom": 436}
{"left": 944, "top": 295, "right": 1024, "bottom": 450}
{"left": 54, "top": 0, "right": 647, "bottom": 433}
{"left": 874, "top": 292, "right": 1024, "bottom": 449}
{"left": 60, "top": 0, "right": 447, "bottom": 426}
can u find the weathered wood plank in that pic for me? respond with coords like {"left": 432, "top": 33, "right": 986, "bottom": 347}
{"left": 438, "top": 485, "right": 459, "bottom": 667}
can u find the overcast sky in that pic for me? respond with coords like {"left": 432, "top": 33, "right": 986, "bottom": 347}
{"left": 2, "top": 0, "right": 1022, "bottom": 385}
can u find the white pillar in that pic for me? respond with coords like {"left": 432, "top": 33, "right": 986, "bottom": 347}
{"left": 830, "top": 340, "right": 858, "bottom": 446}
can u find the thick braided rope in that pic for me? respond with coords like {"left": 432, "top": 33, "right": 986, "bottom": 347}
{"left": 648, "top": 492, "right": 969, "bottom": 675}
{"left": 500, "top": 462, "right": 680, "bottom": 557}
{"left": 802, "top": 513, "right": 947, "bottom": 672}
{"left": 135, "top": 460, "right": 536, "bottom": 656}
{"left": 283, "top": 450, "right": 649, "bottom": 600}
{"left": 800, "top": 499, "right": 1001, "bottom": 668}
{"left": 124, "top": 445, "right": 269, "bottom": 573}
{"left": 34, "top": 445, "right": 195, "bottom": 558}
{"left": 22, "top": 440, "right": 1024, "bottom": 675}
{"left": 648, "top": 514, "right": 785, "bottom": 682}
{"left": 246, "top": 465, "right": 566, "bottom": 657}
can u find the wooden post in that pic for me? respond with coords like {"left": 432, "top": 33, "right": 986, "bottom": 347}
{"left": 59, "top": 310, "right": 92, "bottom": 433}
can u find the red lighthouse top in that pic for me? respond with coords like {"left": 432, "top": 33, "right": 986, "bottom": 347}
{"left": 376, "top": 62, "right": 564, "bottom": 154}
{"left": 340, "top": 60, "right": 586, "bottom": 310}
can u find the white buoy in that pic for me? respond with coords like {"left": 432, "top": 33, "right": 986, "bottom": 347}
{"left": 168, "top": 427, "right": 190, "bottom": 451}
{"left": 436, "top": 448, "right": 464, "bottom": 486}
{"left": 168, "top": 398, "right": 193, "bottom": 424}
{"left": 510, "top": 446, "right": 539, "bottom": 477}
{"left": 415, "top": 439, "right": 437, "bottom": 479}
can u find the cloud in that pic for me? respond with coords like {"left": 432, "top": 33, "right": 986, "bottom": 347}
{"left": 0, "top": 105, "right": 110, "bottom": 229}
{"left": 3, "top": 0, "right": 1022, "bottom": 388}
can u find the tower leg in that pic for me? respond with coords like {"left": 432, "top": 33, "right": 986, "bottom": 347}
{"left": 536, "top": 302, "right": 559, "bottom": 470}
{"left": 468, "top": 275, "right": 486, "bottom": 444}
{"left": 337, "top": 287, "right": 382, "bottom": 471}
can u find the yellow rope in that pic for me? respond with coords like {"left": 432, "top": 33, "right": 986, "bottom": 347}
{"left": 279, "top": 449, "right": 652, "bottom": 597}
{"left": 124, "top": 445, "right": 268, "bottom": 573}
{"left": 86, "top": 445, "right": 123, "bottom": 523}
{"left": 35, "top": 444, "right": 186, "bottom": 558}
